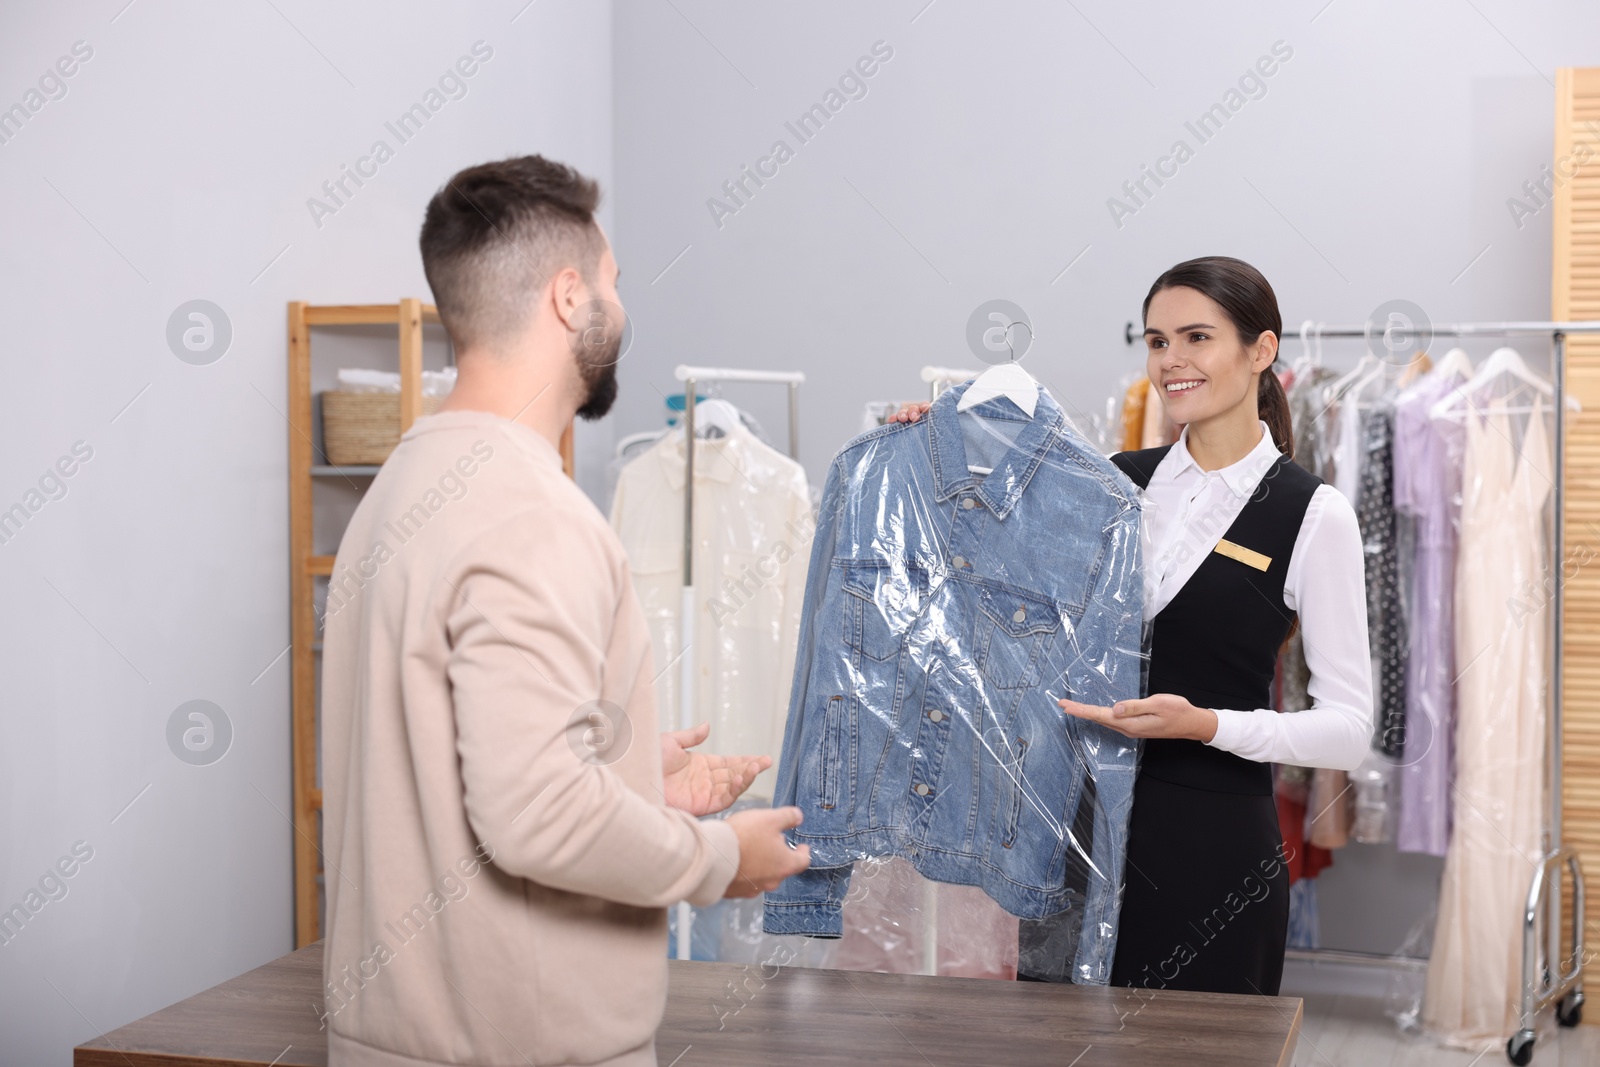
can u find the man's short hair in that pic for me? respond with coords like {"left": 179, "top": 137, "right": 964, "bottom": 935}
{"left": 420, "top": 155, "right": 603, "bottom": 351}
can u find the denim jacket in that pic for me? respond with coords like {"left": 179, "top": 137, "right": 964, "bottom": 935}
{"left": 763, "top": 382, "right": 1144, "bottom": 984}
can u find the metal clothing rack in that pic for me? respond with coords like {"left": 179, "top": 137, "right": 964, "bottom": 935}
{"left": 670, "top": 364, "right": 805, "bottom": 961}
{"left": 1128, "top": 318, "right": 1599, "bottom": 1063}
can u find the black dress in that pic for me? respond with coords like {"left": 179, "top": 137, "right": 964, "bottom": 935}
{"left": 1023, "top": 446, "right": 1321, "bottom": 996}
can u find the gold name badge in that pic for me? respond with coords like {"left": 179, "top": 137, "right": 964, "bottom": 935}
{"left": 1214, "top": 539, "right": 1271, "bottom": 572}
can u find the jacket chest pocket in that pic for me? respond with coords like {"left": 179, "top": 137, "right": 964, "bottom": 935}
{"left": 840, "top": 562, "right": 924, "bottom": 662}
{"left": 975, "top": 587, "right": 1062, "bottom": 689}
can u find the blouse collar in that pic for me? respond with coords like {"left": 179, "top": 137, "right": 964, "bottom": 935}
{"left": 1157, "top": 419, "right": 1282, "bottom": 498}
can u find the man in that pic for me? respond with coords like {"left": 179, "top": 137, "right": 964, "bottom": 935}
{"left": 320, "top": 155, "right": 810, "bottom": 1067}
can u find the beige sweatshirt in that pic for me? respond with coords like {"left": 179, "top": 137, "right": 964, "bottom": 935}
{"left": 320, "top": 410, "right": 739, "bottom": 1067}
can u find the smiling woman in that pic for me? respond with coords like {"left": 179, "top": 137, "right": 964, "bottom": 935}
{"left": 1141, "top": 261, "right": 1295, "bottom": 464}
{"left": 1029, "top": 256, "right": 1373, "bottom": 998}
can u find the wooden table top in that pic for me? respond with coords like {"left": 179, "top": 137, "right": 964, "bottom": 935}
{"left": 76, "top": 942, "right": 1302, "bottom": 1067}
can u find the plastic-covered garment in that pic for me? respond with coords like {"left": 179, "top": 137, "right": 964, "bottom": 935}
{"left": 1286, "top": 878, "right": 1320, "bottom": 950}
{"left": 1284, "top": 364, "right": 1356, "bottom": 850}
{"left": 1350, "top": 748, "right": 1397, "bottom": 844}
{"left": 610, "top": 419, "right": 811, "bottom": 800}
{"left": 1392, "top": 363, "right": 1470, "bottom": 856}
{"left": 763, "top": 381, "right": 1145, "bottom": 986}
{"left": 1357, "top": 403, "right": 1408, "bottom": 759}
{"left": 835, "top": 857, "right": 1019, "bottom": 979}
{"left": 1118, "top": 375, "right": 1148, "bottom": 452}
{"left": 1423, "top": 400, "right": 1550, "bottom": 1047}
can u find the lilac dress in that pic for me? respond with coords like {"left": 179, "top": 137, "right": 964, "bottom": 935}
{"left": 1392, "top": 370, "right": 1466, "bottom": 856}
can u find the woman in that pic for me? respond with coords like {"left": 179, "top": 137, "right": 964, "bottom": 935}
{"left": 892, "top": 256, "right": 1372, "bottom": 995}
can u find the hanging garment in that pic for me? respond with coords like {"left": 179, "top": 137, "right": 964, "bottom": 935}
{"left": 1331, "top": 392, "right": 1363, "bottom": 506}
{"left": 836, "top": 857, "right": 1020, "bottom": 979}
{"left": 1120, "top": 376, "right": 1148, "bottom": 452}
{"left": 1286, "top": 879, "right": 1320, "bottom": 950}
{"left": 1392, "top": 369, "right": 1469, "bottom": 856}
{"left": 1306, "top": 761, "right": 1353, "bottom": 849}
{"left": 1276, "top": 783, "right": 1333, "bottom": 883}
{"left": 1423, "top": 401, "right": 1550, "bottom": 1048}
{"left": 1357, "top": 404, "right": 1408, "bottom": 760}
{"left": 610, "top": 420, "right": 811, "bottom": 800}
{"left": 1091, "top": 432, "right": 1370, "bottom": 997}
{"left": 1285, "top": 365, "right": 1355, "bottom": 849}
{"left": 764, "top": 382, "right": 1144, "bottom": 986}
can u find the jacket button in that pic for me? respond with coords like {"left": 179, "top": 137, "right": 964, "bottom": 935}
{"left": 961, "top": 498, "right": 976, "bottom": 509}
{"left": 914, "top": 783, "right": 931, "bottom": 796}
{"left": 952, "top": 555, "right": 967, "bottom": 569}
{"left": 928, "top": 709, "right": 944, "bottom": 723}
{"left": 1013, "top": 608, "right": 1026, "bottom": 623}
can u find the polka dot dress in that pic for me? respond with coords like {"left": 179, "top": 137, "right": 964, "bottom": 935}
{"left": 1357, "top": 405, "right": 1408, "bottom": 759}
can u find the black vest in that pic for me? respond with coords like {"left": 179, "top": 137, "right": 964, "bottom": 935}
{"left": 1113, "top": 446, "right": 1323, "bottom": 796}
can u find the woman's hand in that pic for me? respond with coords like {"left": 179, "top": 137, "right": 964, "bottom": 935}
{"left": 887, "top": 401, "right": 932, "bottom": 423}
{"left": 1058, "top": 694, "right": 1219, "bottom": 742}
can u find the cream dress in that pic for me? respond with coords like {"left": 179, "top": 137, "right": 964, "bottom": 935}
{"left": 1422, "top": 400, "right": 1550, "bottom": 1046}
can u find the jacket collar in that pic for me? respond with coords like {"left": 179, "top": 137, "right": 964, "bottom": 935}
{"left": 927, "top": 380, "right": 1065, "bottom": 519}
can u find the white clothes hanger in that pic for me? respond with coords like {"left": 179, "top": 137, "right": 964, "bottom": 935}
{"left": 1292, "top": 319, "right": 1315, "bottom": 377}
{"left": 955, "top": 353, "right": 1040, "bottom": 476}
{"left": 683, "top": 397, "right": 745, "bottom": 438}
{"left": 1397, "top": 347, "right": 1472, "bottom": 405}
{"left": 1429, "top": 346, "right": 1579, "bottom": 419}
{"left": 1431, "top": 347, "right": 1474, "bottom": 381}
{"left": 1330, "top": 352, "right": 1383, "bottom": 400}
{"left": 956, "top": 361, "right": 1040, "bottom": 419}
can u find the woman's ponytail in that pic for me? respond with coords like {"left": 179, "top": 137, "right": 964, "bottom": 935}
{"left": 1258, "top": 362, "right": 1294, "bottom": 460}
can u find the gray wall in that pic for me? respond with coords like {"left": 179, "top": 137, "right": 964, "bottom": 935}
{"left": 0, "top": 2, "right": 611, "bottom": 1062}
{"left": 610, "top": 0, "right": 1586, "bottom": 486}
{"left": 609, "top": 0, "right": 1594, "bottom": 959}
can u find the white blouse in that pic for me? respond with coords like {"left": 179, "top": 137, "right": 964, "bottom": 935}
{"left": 1139, "top": 421, "right": 1374, "bottom": 772}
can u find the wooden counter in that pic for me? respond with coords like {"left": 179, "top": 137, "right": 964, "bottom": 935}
{"left": 75, "top": 942, "right": 1301, "bottom": 1066}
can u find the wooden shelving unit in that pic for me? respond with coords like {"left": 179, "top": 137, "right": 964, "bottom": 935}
{"left": 288, "top": 299, "right": 575, "bottom": 946}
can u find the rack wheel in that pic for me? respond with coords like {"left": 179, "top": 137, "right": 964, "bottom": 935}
{"left": 1506, "top": 1029, "right": 1535, "bottom": 1065}
{"left": 1557, "top": 990, "right": 1584, "bottom": 1028}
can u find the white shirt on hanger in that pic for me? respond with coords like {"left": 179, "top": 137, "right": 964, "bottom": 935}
{"left": 1137, "top": 420, "right": 1373, "bottom": 770}
{"left": 1332, "top": 397, "right": 1362, "bottom": 506}
{"left": 609, "top": 420, "right": 813, "bottom": 800}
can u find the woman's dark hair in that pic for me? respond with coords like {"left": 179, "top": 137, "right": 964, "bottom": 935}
{"left": 1141, "top": 256, "right": 1293, "bottom": 458}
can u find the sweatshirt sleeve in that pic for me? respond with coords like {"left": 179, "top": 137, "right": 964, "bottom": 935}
{"left": 443, "top": 509, "right": 739, "bottom": 909}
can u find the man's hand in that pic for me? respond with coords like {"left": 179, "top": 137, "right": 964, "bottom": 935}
{"left": 660, "top": 722, "right": 772, "bottom": 817}
{"left": 723, "top": 806, "right": 810, "bottom": 898}
{"left": 1058, "top": 693, "right": 1219, "bottom": 742}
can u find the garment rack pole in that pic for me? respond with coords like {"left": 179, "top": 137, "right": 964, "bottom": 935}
{"left": 1126, "top": 319, "right": 1599, "bottom": 1051}
{"left": 670, "top": 364, "right": 805, "bottom": 962}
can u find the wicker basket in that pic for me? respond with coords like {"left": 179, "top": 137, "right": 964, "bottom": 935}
{"left": 321, "top": 391, "right": 443, "bottom": 466}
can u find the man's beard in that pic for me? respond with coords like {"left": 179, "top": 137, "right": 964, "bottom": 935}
{"left": 572, "top": 321, "right": 621, "bottom": 421}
